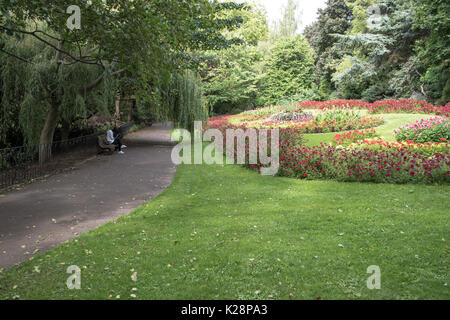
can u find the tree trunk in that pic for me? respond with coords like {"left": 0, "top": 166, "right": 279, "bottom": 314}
{"left": 39, "top": 102, "right": 59, "bottom": 165}
{"left": 60, "top": 119, "right": 71, "bottom": 151}
{"left": 38, "top": 40, "right": 63, "bottom": 165}
{"left": 114, "top": 90, "right": 121, "bottom": 122}
{"left": 128, "top": 99, "right": 136, "bottom": 122}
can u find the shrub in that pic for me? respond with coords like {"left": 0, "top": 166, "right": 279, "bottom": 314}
{"left": 275, "top": 87, "right": 321, "bottom": 106}
{"left": 313, "top": 109, "right": 362, "bottom": 124}
{"left": 262, "top": 35, "right": 315, "bottom": 105}
{"left": 394, "top": 117, "right": 450, "bottom": 143}
{"left": 268, "top": 110, "right": 313, "bottom": 123}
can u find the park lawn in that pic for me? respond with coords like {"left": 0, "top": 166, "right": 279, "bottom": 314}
{"left": 303, "top": 113, "right": 434, "bottom": 146}
{"left": 0, "top": 162, "right": 449, "bottom": 300}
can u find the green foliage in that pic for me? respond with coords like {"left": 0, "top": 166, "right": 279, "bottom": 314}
{"left": 275, "top": 87, "right": 321, "bottom": 106}
{"left": 219, "top": 0, "right": 269, "bottom": 46}
{"left": 413, "top": 0, "right": 450, "bottom": 69}
{"left": 346, "top": 0, "right": 377, "bottom": 34}
{"left": 25, "top": 44, "right": 116, "bottom": 144}
{"left": 333, "top": 56, "right": 371, "bottom": 99}
{"left": 394, "top": 117, "right": 450, "bottom": 143}
{"left": 176, "top": 71, "right": 208, "bottom": 132}
{"left": 271, "top": 0, "right": 302, "bottom": 38}
{"left": 304, "top": 0, "right": 353, "bottom": 99}
{"left": 388, "top": 57, "right": 423, "bottom": 99}
{"left": 331, "top": 0, "right": 424, "bottom": 100}
{"left": 439, "top": 78, "right": 450, "bottom": 106}
{"left": 423, "top": 65, "right": 450, "bottom": 103}
{"left": 201, "top": 46, "right": 265, "bottom": 115}
{"left": 362, "top": 82, "right": 389, "bottom": 102}
{"left": 313, "top": 109, "right": 363, "bottom": 124}
{"left": 262, "top": 35, "right": 315, "bottom": 105}
{"left": 0, "top": 0, "right": 247, "bottom": 153}
{"left": 199, "top": 2, "right": 269, "bottom": 115}
{"left": 0, "top": 39, "right": 31, "bottom": 147}
{"left": 160, "top": 70, "right": 208, "bottom": 132}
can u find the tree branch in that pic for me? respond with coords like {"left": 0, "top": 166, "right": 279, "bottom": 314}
{"left": 80, "top": 68, "right": 127, "bottom": 94}
{"left": 0, "top": 47, "right": 34, "bottom": 64}
{"left": 0, "top": 25, "right": 103, "bottom": 66}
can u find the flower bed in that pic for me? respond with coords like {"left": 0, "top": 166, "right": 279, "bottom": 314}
{"left": 207, "top": 99, "right": 450, "bottom": 184}
{"left": 394, "top": 117, "right": 450, "bottom": 143}
{"left": 351, "top": 139, "right": 450, "bottom": 158}
{"left": 246, "top": 115, "right": 384, "bottom": 134}
{"left": 333, "top": 129, "right": 378, "bottom": 146}
{"left": 296, "top": 99, "right": 450, "bottom": 117}
{"left": 278, "top": 142, "right": 450, "bottom": 184}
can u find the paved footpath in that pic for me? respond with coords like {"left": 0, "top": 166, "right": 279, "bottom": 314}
{"left": 0, "top": 124, "right": 176, "bottom": 269}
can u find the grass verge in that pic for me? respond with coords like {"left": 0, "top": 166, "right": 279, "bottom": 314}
{"left": 0, "top": 162, "right": 448, "bottom": 300}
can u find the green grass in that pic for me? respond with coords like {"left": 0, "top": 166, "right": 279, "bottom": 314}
{"left": 1, "top": 162, "right": 449, "bottom": 300}
{"left": 303, "top": 113, "right": 434, "bottom": 146}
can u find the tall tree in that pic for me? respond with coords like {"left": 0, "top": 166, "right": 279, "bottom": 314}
{"left": 304, "top": 0, "right": 352, "bottom": 99}
{"left": 262, "top": 35, "right": 315, "bottom": 105}
{"left": 200, "top": 1, "right": 269, "bottom": 114}
{"left": 414, "top": 0, "right": 450, "bottom": 105}
{"left": 332, "top": 0, "right": 427, "bottom": 101}
{"left": 0, "top": 0, "right": 246, "bottom": 163}
{"left": 272, "top": 0, "right": 303, "bottom": 38}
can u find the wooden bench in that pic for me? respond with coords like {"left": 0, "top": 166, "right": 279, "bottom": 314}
{"left": 97, "top": 135, "right": 116, "bottom": 154}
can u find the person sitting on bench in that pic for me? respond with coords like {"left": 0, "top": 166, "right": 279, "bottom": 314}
{"left": 106, "top": 127, "right": 127, "bottom": 154}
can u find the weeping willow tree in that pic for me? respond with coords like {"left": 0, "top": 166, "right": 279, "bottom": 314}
{"left": 147, "top": 70, "right": 208, "bottom": 132}
{"left": 0, "top": 38, "right": 31, "bottom": 148}
{"left": 174, "top": 70, "right": 208, "bottom": 132}
{"left": 0, "top": 35, "right": 117, "bottom": 163}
